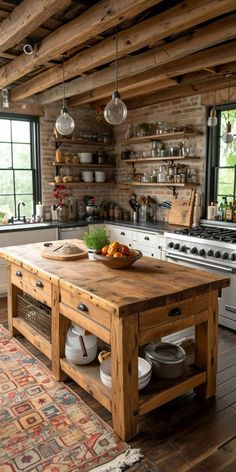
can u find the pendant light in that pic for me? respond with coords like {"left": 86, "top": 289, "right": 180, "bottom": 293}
{"left": 104, "top": 29, "right": 127, "bottom": 125}
{"left": 55, "top": 55, "right": 75, "bottom": 136}
{"left": 207, "top": 90, "right": 217, "bottom": 127}
{"left": 222, "top": 74, "right": 234, "bottom": 144}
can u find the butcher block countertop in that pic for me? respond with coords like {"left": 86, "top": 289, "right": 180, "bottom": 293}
{"left": 0, "top": 239, "right": 230, "bottom": 317}
{"left": 1, "top": 239, "right": 230, "bottom": 441}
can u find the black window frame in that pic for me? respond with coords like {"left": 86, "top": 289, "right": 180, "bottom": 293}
{"left": 0, "top": 113, "right": 41, "bottom": 218}
{"left": 205, "top": 102, "right": 236, "bottom": 216}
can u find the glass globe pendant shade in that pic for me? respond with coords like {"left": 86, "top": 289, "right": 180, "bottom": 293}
{"left": 207, "top": 108, "right": 218, "bottom": 127}
{"left": 55, "top": 106, "right": 75, "bottom": 136}
{"left": 104, "top": 90, "right": 127, "bottom": 125}
{"left": 222, "top": 121, "right": 234, "bottom": 144}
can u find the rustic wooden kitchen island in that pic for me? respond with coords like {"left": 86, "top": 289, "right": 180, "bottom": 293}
{"left": 0, "top": 240, "right": 230, "bottom": 441}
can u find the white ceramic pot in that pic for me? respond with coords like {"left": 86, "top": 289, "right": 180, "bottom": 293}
{"left": 78, "top": 152, "right": 93, "bottom": 163}
{"left": 65, "top": 325, "right": 97, "bottom": 365}
{"left": 95, "top": 171, "right": 106, "bottom": 183}
{"left": 82, "top": 171, "right": 94, "bottom": 182}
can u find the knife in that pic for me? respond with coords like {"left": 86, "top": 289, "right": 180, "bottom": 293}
{"left": 53, "top": 244, "right": 64, "bottom": 252}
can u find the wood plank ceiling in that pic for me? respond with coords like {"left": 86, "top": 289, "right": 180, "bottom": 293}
{"left": 0, "top": 0, "right": 236, "bottom": 111}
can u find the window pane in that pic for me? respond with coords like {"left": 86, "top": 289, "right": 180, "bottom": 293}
{"left": 15, "top": 170, "right": 33, "bottom": 194}
{"left": 12, "top": 120, "right": 30, "bottom": 143}
{"left": 0, "top": 143, "right": 11, "bottom": 168}
{"left": 0, "top": 170, "right": 13, "bottom": 194}
{"left": 0, "top": 119, "right": 11, "bottom": 142}
{"left": 0, "top": 195, "right": 14, "bottom": 216}
{"left": 15, "top": 194, "right": 33, "bottom": 218}
{"left": 217, "top": 168, "right": 234, "bottom": 196}
{"left": 13, "top": 143, "right": 31, "bottom": 168}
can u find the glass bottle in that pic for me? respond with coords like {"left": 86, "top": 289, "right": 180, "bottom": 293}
{"left": 150, "top": 170, "right": 157, "bottom": 183}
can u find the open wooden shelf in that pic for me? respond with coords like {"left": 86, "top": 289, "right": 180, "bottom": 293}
{"left": 125, "top": 182, "right": 199, "bottom": 187}
{"left": 122, "top": 156, "right": 200, "bottom": 163}
{"left": 13, "top": 317, "right": 52, "bottom": 360}
{"left": 120, "top": 131, "right": 200, "bottom": 144}
{"left": 52, "top": 138, "right": 113, "bottom": 147}
{"left": 53, "top": 162, "right": 114, "bottom": 168}
{"left": 48, "top": 180, "right": 115, "bottom": 187}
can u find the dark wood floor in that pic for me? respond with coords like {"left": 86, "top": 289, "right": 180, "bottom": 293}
{"left": 1, "top": 297, "right": 236, "bottom": 472}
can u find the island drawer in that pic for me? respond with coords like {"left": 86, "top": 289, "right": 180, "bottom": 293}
{"left": 139, "top": 293, "right": 209, "bottom": 332}
{"left": 60, "top": 288, "right": 111, "bottom": 330}
{"left": 11, "top": 263, "right": 51, "bottom": 305}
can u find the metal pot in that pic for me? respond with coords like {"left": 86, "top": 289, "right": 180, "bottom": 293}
{"left": 85, "top": 205, "right": 98, "bottom": 217}
{"left": 145, "top": 342, "right": 186, "bottom": 379}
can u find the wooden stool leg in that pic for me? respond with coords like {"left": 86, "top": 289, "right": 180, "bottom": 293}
{"left": 194, "top": 289, "right": 218, "bottom": 398}
{"left": 111, "top": 314, "right": 139, "bottom": 441}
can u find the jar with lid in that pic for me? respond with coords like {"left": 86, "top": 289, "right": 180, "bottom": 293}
{"left": 150, "top": 170, "right": 157, "bottom": 183}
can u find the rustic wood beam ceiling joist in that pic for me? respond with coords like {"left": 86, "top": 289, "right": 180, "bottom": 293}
{"left": 121, "top": 75, "right": 236, "bottom": 111}
{"left": 89, "top": 41, "right": 236, "bottom": 108}
{"left": 0, "top": 0, "right": 160, "bottom": 89}
{"left": 0, "top": 0, "right": 71, "bottom": 54}
{"left": 37, "top": 8, "right": 236, "bottom": 105}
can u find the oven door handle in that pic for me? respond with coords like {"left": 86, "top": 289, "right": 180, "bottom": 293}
{"left": 165, "top": 252, "right": 235, "bottom": 273}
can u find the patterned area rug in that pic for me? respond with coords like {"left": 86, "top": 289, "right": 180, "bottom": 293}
{"left": 0, "top": 326, "right": 142, "bottom": 471}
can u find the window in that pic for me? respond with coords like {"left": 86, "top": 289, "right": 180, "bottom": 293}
{"left": 0, "top": 114, "right": 40, "bottom": 219}
{"left": 206, "top": 104, "right": 236, "bottom": 212}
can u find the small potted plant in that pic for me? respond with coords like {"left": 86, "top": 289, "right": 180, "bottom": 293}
{"left": 83, "top": 227, "right": 110, "bottom": 260}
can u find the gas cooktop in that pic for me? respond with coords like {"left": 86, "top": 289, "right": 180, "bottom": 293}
{"left": 173, "top": 226, "right": 236, "bottom": 243}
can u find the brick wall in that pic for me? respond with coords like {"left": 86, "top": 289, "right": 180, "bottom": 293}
{"left": 40, "top": 86, "right": 236, "bottom": 222}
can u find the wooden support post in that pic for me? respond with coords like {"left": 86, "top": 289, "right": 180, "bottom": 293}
{"left": 111, "top": 314, "right": 139, "bottom": 441}
{"left": 194, "top": 289, "right": 218, "bottom": 398}
{"left": 7, "top": 264, "right": 20, "bottom": 336}
{"left": 51, "top": 283, "right": 70, "bottom": 381}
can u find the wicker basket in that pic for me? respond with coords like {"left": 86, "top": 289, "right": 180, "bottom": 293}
{"left": 17, "top": 293, "right": 51, "bottom": 341}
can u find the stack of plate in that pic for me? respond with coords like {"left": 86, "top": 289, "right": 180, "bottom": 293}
{"left": 100, "top": 356, "right": 152, "bottom": 390}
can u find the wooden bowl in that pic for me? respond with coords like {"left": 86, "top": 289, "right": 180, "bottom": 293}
{"left": 93, "top": 250, "right": 143, "bottom": 269}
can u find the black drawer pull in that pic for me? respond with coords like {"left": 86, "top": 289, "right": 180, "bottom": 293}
{"left": 168, "top": 307, "right": 182, "bottom": 317}
{"left": 120, "top": 231, "right": 125, "bottom": 236}
{"left": 77, "top": 303, "right": 88, "bottom": 312}
{"left": 16, "top": 270, "right": 22, "bottom": 277}
{"left": 36, "top": 281, "right": 44, "bottom": 288}
{"left": 144, "top": 236, "right": 150, "bottom": 241}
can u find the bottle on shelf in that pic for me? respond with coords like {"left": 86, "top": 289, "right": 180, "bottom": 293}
{"left": 217, "top": 201, "right": 223, "bottom": 221}
{"left": 232, "top": 201, "right": 236, "bottom": 223}
{"left": 221, "top": 196, "right": 228, "bottom": 221}
{"left": 207, "top": 202, "right": 216, "bottom": 220}
{"left": 225, "top": 200, "right": 233, "bottom": 222}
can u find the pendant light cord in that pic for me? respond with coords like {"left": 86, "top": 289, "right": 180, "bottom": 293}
{"left": 115, "top": 28, "right": 118, "bottom": 91}
{"left": 61, "top": 54, "right": 66, "bottom": 109}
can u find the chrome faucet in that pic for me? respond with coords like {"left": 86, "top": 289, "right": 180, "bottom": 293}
{"left": 17, "top": 201, "right": 26, "bottom": 221}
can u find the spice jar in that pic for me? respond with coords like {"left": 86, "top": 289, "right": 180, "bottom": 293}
{"left": 55, "top": 149, "right": 64, "bottom": 162}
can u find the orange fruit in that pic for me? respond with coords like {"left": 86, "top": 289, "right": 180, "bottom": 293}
{"left": 113, "top": 252, "right": 124, "bottom": 258}
{"left": 101, "top": 244, "right": 109, "bottom": 255}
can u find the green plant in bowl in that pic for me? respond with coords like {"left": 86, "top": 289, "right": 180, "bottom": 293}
{"left": 83, "top": 227, "right": 110, "bottom": 251}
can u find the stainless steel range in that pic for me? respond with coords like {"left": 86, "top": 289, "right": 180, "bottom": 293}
{"left": 165, "top": 226, "right": 236, "bottom": 331}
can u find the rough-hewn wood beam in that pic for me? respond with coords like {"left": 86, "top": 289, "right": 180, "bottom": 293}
{"left": 37, "top": 9, "right": 236, "bottom": 105}
{"left": 0, "top": 0, "right": 71, "bottom": 54}
{"left": 68, "top": 71, "right": 177, "bottom": 106}
{"left": 0, "top": 101, "right": 44, "bottom": 116}
{"left": 0, "top": 0, "right": 160, "bottom": 89}
{"left": 119, "top": 76, "right": 236, "bottom": 111}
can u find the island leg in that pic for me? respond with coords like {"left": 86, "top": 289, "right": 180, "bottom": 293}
{"left": 111, "top": 314, "right": 139, "bottom": 441}
{"left": 194, "top": 289, "right": 218, "bottom": 398}
{"left": 51, "top": 284, "right": 70, "bottom": 381}
{"left": 7, "top": 265, "right": 20, "bottom": 336}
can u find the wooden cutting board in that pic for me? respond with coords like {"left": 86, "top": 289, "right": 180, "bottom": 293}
{"left": 42, "top": 244, "right": 88, "bottom": 261}
{"left": 168, "top": 190, "right": 195, "bottom": 227}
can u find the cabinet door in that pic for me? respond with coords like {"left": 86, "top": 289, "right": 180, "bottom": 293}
{"left": 133, "top": 242, "right": 157, "bottom": 258}
{"left": 105, "top": 224, "right": 133, "bottom": 244}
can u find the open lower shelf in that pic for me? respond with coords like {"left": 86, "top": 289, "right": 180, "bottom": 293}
{"left": 13, "top": 317, "right": 52, "bottom": 360}
{"left": 122, "top": 156, "right": 200, "bottom": 163}
{"left": 125, "top": 182, "right": 199, "bottom": 187}
{"left": 60, "top": 356, "right": 206, "bottom": 417}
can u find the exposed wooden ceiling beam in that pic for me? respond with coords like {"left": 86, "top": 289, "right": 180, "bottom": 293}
{"left": 0, "top": 101, "right": 44, "bottom": 116}
{"left": 0, "top": 0, "right": 160, "bottom": 89}
{"left": 37, "top": 9, "right": 236, "bottom": 105}
{"left": 0, "top": 0, "right": 71, "bottom": 54}
{"left": 120, "top": 75, "right": 236, "bottom": 111}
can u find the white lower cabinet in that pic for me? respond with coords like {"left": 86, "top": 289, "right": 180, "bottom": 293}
{"left": 105, "top": 224, "right": 166, "bottom": 260}
{"left": 0, "top": 227, "right": 57, "bottom": 296}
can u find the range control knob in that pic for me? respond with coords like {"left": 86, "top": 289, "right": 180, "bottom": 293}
{"left": 199, "top": 249, "right": 206, "bottom": 257}
{"left": 207, "top": 249, "right": 214, "bottom": 257}
{"left": 231, "top": 253, "right": 236, "bottom": 261}
{"left": 190, "top": 247, "right": 198, "bottom": 254}
{"left": 174, "top": 243, "right": 180, "bottom": 250}
{"left": 168, "top": 242, "right": 174, "bottom": 249}
{"left": 180, "top": 245, "right": 187, "bottom": 252}
{"left": 222, "top": 252, "right": 229, "bottom": 260}
{"left": 215, "top": 250, "right": 221, "bottom": 258}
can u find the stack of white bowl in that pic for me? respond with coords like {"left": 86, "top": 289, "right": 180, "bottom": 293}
{"left": 100, "top": 356, "right": 152, "bottom": 390}
{"left": 65, "top": 325, "right": 97, "bottom": 365}
{"left": 78, "top": 152, "right": 93, "bottom": 163}
{"left": 82, "top": 171, "right": 94, "bottom": 182}
{"left": 95, "top": 171, "right": 106, "bottom": 183}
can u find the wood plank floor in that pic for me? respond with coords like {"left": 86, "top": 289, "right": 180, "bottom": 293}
{"left": 1, "top": 297, "right": 236, "bottom": 472}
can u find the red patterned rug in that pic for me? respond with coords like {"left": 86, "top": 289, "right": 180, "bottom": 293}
{"left": 0, "top": 326, "right": 142, "bottom": 471}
